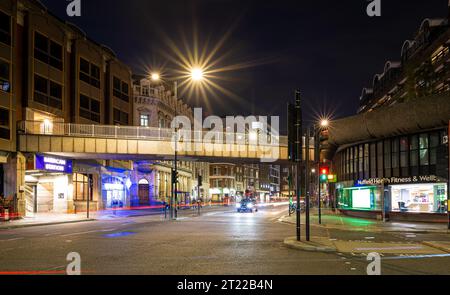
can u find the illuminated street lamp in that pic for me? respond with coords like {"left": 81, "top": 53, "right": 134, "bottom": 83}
{"left": 149, "top": 68, "right": 205, "bottom": 220}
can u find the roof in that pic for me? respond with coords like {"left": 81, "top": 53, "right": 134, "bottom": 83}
{"left": 329, "top": 92, "right": 450, "bottom": 147}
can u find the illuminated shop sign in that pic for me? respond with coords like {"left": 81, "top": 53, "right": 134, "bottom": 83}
{"left": 35, "top": 154, "right": 73, "bottom": 173}
{"left": 356, "top": 175, "right": 442, "bottom": 186}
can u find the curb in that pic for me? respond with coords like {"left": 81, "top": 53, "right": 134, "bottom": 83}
{"left": 0, "top": 218, "right": 96, "bottom": 230}
{"left": 283, "top": 237, "right": 337, "bottom": 253}
{"left": 421, "top": 241, "right": 450, "bottom": 253}
{"left": 278, "top": 215, "right": 449, "bottom": 234}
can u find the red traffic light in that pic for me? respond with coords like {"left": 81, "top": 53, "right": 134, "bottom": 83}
{"left": 320, "top": 166, "right": 329, "bottom": 175}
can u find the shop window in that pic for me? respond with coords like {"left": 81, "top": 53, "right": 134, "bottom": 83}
{"left": 0, "top": 59, "right": 10, "bottom": 92}
{"left": 391, "top": 138, "right": 399, "bottom": 177}
{"left": 79, "top": 94, "right": 100, "bottom": 123}
{"left": 33, "top": 75, "right": 63, "bottom": 109}
{"left": 429, "top": 132, "right": 439, "bottom": 168}
{"left": 0, "top": 108, "right": 10, "bottom": 140}
{"left": 113, "top": 76, "right": 129, "bottom": 102}
{"left": 73, "top": 174, "right": 92, "bottom": 201}
{"left": 34, "top": 32, "right": 63, "bottom": 70}
{"left": 391, "top": 183, "right": 447, "bottom": 213}
{"left": 0, "top": 11, "right": 11, "bottom": 46}
{"left": 79, "top": 58, "right": 100, "bottom": 88}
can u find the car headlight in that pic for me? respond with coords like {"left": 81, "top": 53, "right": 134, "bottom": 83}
{"left": 236, "top": 203, "right": 241, "bottom": 208}
{"left": 247, "top": 203, "right": 253, "bottom": 208}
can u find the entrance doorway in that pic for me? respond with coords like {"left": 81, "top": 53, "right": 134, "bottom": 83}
{"left": 138, "top": 179, "right": 150, "bottom": 205}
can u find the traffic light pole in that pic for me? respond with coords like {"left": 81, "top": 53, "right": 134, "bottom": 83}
{"left": 173, "top": 81, "right": 178, "bottom": 220}
{"left": 316, "top": 128, "right": 322, "bottom": 225}
{"left": 295, "top": 91, "right": 302, "bottom": 242}
{"left": 305, "top": 128, "right": 311, "bottom": 242}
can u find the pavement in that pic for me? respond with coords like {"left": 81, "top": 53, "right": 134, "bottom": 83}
{"left": 280, "top": 209, "right": 450, "bottom": 255}
{"left": 0, "top": 206, "right": 449, "bottom": 275}
{"left": 0, "top": 205, "right": 229, "bottom": 230}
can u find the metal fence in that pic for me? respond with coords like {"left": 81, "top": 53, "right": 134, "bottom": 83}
{"left": 17, "top": 121, "right": 288, "bottom": 146}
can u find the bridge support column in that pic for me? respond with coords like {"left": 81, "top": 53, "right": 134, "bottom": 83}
{"left": 3, "top": 152, "right": 26, "bottom": 218}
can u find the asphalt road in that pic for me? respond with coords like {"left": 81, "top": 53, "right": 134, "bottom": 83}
{"left": 0, "top": 206, "right": 449, "bottom": 275}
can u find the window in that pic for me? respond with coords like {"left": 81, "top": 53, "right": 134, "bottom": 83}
{"left": 400, "top": 136, "right": 409, "bottom": 176}
{"left": 34, "top": 32, "right": 63, "bottom": 70}
{"left": 79, "top": 58, "right": 100, "bottom": 88}
{"left": 370, "top": 143, "right": 376, "bottom": 178}
{"left": 363, "top": 144, "right": 369, "bottom": 179}
{"left": 213, "top": 167, "right": 220, "bottom": 175}
{"left": 73, "top": 174, "right": 92, "bottom": 201}
{"left": 377, "top": 141, "right": 383, "bottom": 177}
{"left": 384, "top": 140, "right": 392, "bottom": 177}
{"left": 410, "top": 135, "right": 419, "bottom": 175}
{"left": 113, "top": 77, "right": 129, "bottom": 102}
{"left": 113, "top": 108, "right": 129, "bottom": 125}
{"left": 0, "top": 11, "right": 11, "bottom": 46}
{"left": 0, "top": 59, "right": 10, "bottom": 92}
{"left": 140, "top": 114, "right": 149, "bottom": 127}
{"left": 0, "top": 108, "right": 9, "bottom": 140}
{"left": 358, "top": 145, "right": 364, "bottom": 178}
{"left": 392, "top": 138, "right": 399, "bottom": 176}
{"left": 429, "top": 132, "right": 439, "bottom": 166}
{"left": 419, "top": 134, "right": 429, "bottom": 166}
{"left": 34, "top": 75, "right": 62, "bottom": 109}
{"left": 79, "top": 94, "right": 100, "bottom": 122}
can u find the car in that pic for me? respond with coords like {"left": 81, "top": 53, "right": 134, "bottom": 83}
{"left": 236, "top": 198, "right": 258, "bottom": 213}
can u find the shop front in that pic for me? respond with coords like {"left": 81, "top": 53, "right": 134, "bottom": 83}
{"left": 24, "top": 154, "right": 74, "bottom": 215}
{"left": 337, "top": 176, "right": 449, "bottom": 222}
{"left": 390, "top": 183, "right": 447, "bottom": 213}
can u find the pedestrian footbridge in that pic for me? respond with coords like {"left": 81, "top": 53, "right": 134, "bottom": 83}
{"left": 17, "top": 121, "right": 290, "bottom": 163}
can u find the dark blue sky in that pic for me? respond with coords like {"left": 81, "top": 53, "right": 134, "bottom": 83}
{"left": 41, "top": 0, "right": 447, "bottom": 131}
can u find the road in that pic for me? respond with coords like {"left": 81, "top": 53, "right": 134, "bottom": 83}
{"left": 0, "top": 206, "right": 449, "bottom": 275}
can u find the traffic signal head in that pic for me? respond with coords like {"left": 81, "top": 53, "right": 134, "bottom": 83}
{"left": 320, "top": 166, "right": 329, "bottom": 176}
{"left": 172, "top": 170, "right": 179, "bottom": 184}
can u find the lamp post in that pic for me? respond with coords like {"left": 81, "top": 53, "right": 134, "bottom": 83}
{"left": 151, "top": 68, "right": 204, "bottom": 220}
{"left": 315, "top": 119, "right": 329, "bottom": 225}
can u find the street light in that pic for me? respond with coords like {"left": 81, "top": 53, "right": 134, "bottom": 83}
{"left": 151, "top": 73, "right": 160, "bottom": 81}
{"left": 149, "top": 68, "right": 205, "bottom": 220}
{"left": 320, "top": 119, "right": 329, "bottom": 128}
{"left": 191, "top": 68, "right": 204, "bottom": 82}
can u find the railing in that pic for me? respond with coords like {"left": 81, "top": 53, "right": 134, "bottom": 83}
{"left": 18, "top": 121, "right": 288, "bottom": 146}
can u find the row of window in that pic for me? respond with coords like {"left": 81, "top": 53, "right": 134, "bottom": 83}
{"left": 80, "top": 58, "right": 100, "bottom": 88}
{"left": 0, "top": 108, "right": 9, "bottom": 140}
{"left": 113, "top": 108, "right": 129, "bottom": 125}
{"left": 113, "top": 77, "right": 129, "bottom": 102}
{"left": 0, "top": 59, "right": 10, "bottom": 93}
{"left": 337, "top": 130, "right": 448, "bottom": 181}
{"left": 34, "top": 32, "right": 63, "bottom": 70}
{"left": 34, "top": 75, "right": 63, "bottom": 110}
{"left": 0, "top": 10, "right": 11, "bottom": 46}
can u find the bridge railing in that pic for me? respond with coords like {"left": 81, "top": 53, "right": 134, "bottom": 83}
{"left": 18, "top": 121, "right": 288, "bottom": 146}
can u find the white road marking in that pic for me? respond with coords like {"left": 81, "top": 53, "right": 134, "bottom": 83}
{"left": 354, "top": 246, "right": 424, "bottom": 251}
{"left": 364, "top": 237, "right": 375, "bottom": 240}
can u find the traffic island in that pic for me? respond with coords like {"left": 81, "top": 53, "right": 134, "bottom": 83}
{"left": 283, "top": 236, "right": 337, "bottom": 253}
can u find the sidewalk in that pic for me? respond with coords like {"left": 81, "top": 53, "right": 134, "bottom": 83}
{"left": 280, "top": 209, "right": 450, "bottom": 233}
{"left": 281, "top": 209, "right": 450, "bottom": 254}
{"left": 0, "top": 205, "right": 231, "bottom": 229}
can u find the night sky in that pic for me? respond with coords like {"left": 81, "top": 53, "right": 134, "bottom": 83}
{"left": 41, "top": 0, "right": 447, "bottom": 132}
